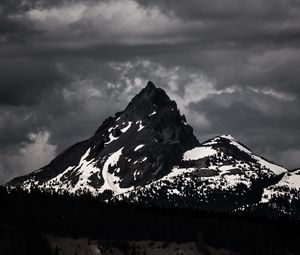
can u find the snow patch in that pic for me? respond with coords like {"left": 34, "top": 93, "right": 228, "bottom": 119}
{"left": 261, "top": 170, "right": 300, "bottom": 203}
{"left": 105, "top": 133, "right": 119, "bottom": 145}
{"left": 261, "top": 188, "right": 273, "bottom": 203}
{"left": 120, "top": 121, "right": 132, "bottom": 133}
{"left": 160, "top": 167, "right": 195, "bottom": 182}
{"left": 220, "top": 134, "right": 235, "bottom": 140}
{"left": 253, "top": 155, "right": 287, "bottom": 175}
{"left": 280, "top": 170, "right": 300, "bottom": 189}
{"left": 100, "top": 148, "right": 123, "bottom": 191}
{"left": 183, "top": 146, "right": 217, "bottom": 161}
{"left": 149, "top": 110, "right": 156, "bottom": 116}
{"left": 134, "top": 144, "right": 145, "bottom": 151}
{"left": 72, "top": 149, "right": 100, "bottom": 193}
{"left": 133, "top": 170, "right": 140, "bottom": 180}
{"left": 202, "top": 141, "right": 218, "bottom": 146}
{"left": 100, "top": 147, "right": 133, "bottom": 194}
{"left": 136, "top": 120, "right": 145, "bottom": 131}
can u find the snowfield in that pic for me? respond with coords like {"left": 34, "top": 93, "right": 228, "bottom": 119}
{"left": 261, "top": 169, "right": 300, "bottom": 203}
{"left": 183, "top": 146, "right": 217, "bottom": 161}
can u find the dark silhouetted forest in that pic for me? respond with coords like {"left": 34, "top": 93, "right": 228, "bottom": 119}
{"left": 0, "top": 187, "right": 299, "bottom": 255}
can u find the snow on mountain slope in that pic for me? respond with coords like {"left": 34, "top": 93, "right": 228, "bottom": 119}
{"left": 19, "top": 147, "right": 132, "bottom": 196}
{"left": 116, "top": 135, "right": 288, "bottom": 210}
{"left": 183, "top": 146, "right": 217, "bottom": 161}
{"left": 205, "top": 135, "right": 287, "bottom": 175}
{"left": 261, "top": 169, "right": 300, "bottom": 203}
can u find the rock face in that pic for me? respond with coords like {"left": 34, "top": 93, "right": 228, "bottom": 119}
{"left": 6, "top": 81, "right": 299, "bottom": 215}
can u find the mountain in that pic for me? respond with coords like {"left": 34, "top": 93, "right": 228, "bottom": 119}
{"left": 6, "top": 81, "right": 199, "bottom": 199}
{"left": 5, "top": 81, "right": 299, "bottom": 215}
{"left": 115, "top": 134, "right": 288, "bottom": 211}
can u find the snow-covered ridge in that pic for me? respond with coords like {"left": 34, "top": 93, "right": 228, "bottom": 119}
{"left": 261, "top": 169, "right": 300, "bottom": 203}
{"left": 202, "top": 135, "right": 287, "bottom": 175}
{"left": 203, "top": 135, "right": 252, "bottom": 154}
{"left": 117, "top": 134, "right": 290, "bottom": 203}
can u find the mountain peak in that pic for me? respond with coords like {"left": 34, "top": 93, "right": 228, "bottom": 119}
{"left": 134, "top": 81, "right": 172, "bottom": 106}
{"left": 145, "top": 80, "right": 156, "bottom": 90}
{"left": 124, "top": 81, "right": 177, "bottom": 119}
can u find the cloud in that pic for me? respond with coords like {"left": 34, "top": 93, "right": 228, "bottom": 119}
{"left": 0, "top": 58, "right": 67, "bottom": 106}
{"left": 188, "top": 87, "right": 300, "bottom": 168}
{"left": 0, "top": 130, "right": 57, "bottom": 184}
{"left": 277, "top": 149, "right": 300, "bottom": 170}
{"left": 20, "top": 131, "right": 57, "bottom": 171}
{"left": 26, "top": 0, "right": 193, "bottom": 47}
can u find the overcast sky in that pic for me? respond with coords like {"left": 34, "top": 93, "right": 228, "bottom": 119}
{"left": 1, "top": 0, "right": 300, "bottom": 184}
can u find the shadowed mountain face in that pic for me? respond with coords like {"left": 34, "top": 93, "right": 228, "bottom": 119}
{"left": 7, "top": 81, "right": 199, "bottom": 197}
{"left": 5, "top": 81, "right": 300, "bottom": 215}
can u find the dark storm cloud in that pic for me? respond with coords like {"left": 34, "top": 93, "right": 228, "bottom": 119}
{"left": 0, "top": 0, "right": 300, "bottom": 183}
{"left": 188, "top": 88, "right": 300, "bottom": 168}
{"left": 136, "top": 0, "right": 300, "bottom": 21}
{"left": 135, "top": 0, "right": 300, "bottom": 43}
{"left": 134, "top": 0, "right": 300, "bottom": 95}
{"left": 0, "top": 58, "right": 68, "bottom": 105}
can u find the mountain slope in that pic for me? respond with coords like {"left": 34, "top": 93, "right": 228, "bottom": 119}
{"left": 115, "top": 135, "right": 287, "bottom": 211}
{"left": 261, "top": 168, "right": 300, "bottom": 203}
